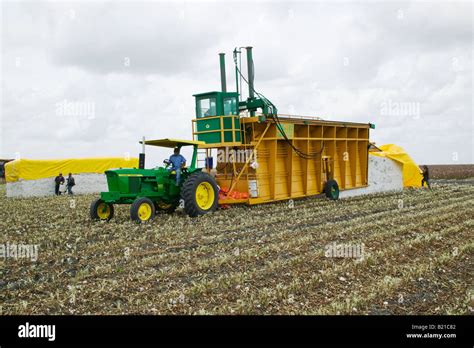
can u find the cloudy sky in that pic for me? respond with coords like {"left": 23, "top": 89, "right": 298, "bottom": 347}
{"left": 1, "top": 0, "right": 472, "bottom": 165}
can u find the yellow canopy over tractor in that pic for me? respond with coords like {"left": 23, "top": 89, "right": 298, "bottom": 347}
{"left": 140, "top": 138, "right": 205, "bottom": 148}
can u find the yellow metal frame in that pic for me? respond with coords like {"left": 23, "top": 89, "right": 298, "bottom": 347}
{"left": 191, "top": 116, "right": 370, "bottom": 206}
{"left": 192, "top": 115, "right": 242, "bottom": 148}
{"left": 227, "top": 123, "right": 271, "bottom": 196}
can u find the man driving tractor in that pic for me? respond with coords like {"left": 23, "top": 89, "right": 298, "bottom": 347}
{"left": 168, "top": 147, "right": 186, "bottom": 185}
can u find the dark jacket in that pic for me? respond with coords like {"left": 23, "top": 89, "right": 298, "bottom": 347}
{"left": 55, "top": 176, "right": 65, "bottom": 185}
{"left": 67, "top": 176, "right": 75, "bottom": 187}
{"left": 422, "top": 167, "right": 430, "bottom": 180}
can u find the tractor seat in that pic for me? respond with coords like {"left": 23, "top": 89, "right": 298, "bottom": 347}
{"left": 170, "top": 167, "right": 187, "bottom": 176}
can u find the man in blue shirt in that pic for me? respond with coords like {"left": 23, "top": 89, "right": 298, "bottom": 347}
{"left": 168, "top": 147, "right": 186, "bottom": 185}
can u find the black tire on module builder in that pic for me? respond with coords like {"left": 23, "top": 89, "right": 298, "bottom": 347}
{"left": 324, "top": 179, "right": 340, "bottom": 200}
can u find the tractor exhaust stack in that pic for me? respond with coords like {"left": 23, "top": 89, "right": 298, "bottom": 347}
{"left": 139, "top": 136, "right": 145, "bottom": 169}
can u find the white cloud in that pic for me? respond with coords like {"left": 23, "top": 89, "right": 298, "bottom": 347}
{"left": 1, "top": 0, "right": 472, "bottom": 165}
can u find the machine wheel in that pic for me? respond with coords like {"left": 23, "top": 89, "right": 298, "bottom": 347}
{"left": 324, "top": 179, "right": 339, "bottom": 200}
{"left": 154, "top": 200, "right": 178, "bottom": 214}
{"left": 181, "top": 172, "right": 219, "bottom": 217}
{"left": 90, "top": 199, "right": 114, "bottom": 221}
{"left": 130, "top": 197, "right": 156, "bottom": 223}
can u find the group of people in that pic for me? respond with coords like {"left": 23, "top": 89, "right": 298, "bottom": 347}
{"left": 54, "top": 173, "right": 75, "bottom": 195}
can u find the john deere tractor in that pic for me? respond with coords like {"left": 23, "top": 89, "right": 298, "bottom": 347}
{"left": 90, "top": 139, "right": 219, "bottom": 223}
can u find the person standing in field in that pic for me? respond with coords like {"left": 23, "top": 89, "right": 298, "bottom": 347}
{"left": 421, "top": 165, "right": 431, "bottom": 189}
{"left": 66, "top": 173, "right": 75, "bottom": 195}
{"left": 54, "top": 173, "right": 65, "bottom": 195}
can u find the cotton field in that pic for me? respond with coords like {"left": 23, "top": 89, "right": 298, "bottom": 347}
{"left": 0, "top": 181, "right": 472, "bottom": 315}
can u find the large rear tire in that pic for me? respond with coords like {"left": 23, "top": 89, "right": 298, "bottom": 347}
{"left": 130, "top": 197, "right": 156, "bottom": 223}
{"left": 90, "top": 199, "right": 114, "bottom": 221}
{"left": 324, "top": 179, "right": 339, "bottom": 200}
{"left": 181, "top": 172, "right": 219, "bottom": 217}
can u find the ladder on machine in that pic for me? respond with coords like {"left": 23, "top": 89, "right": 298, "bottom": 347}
{"left": 196, "top": 149, "right": 209, "bottom": 169}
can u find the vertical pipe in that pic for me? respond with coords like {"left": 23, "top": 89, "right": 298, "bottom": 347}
{"left": 246, "top": 47, "right": 254, "bottom": 99}
{"left": 191, "top": 145, "right": 197, "bottom": 170}
{"left": 239, "top": 51, "right": 242, "bottom": 101}
{"left": 219, "top": 53, "right": 227, "bottom": 93}
{"left": 139, "top": 136, "right": 145, "bottom": 169}
{"left": 246, "top": 46, "right": 255, "bottom": 116}
{"left": 235, "top": 61, "right": 240, "bottom": 99}
{"left": 233, "top": 48, "right": 239, "bottom": 98}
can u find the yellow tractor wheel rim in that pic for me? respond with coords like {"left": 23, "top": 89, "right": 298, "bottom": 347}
{"left": 138, "top": 202, "right": 152, "bottom": 221}
{"left": 97, "top": 203, "right": 111, "bottom": 220}
{"left": 195, "top": 182, "right": 215, "bottom": 210}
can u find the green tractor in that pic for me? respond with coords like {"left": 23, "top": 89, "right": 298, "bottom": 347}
{"left": 90, "top": 139, "right": 219, "bottom": 223}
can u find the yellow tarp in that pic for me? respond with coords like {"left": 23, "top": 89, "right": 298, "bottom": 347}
{"left": 5, "top": 157, "right": 139, "bottom": 183}
{"left": 369, "top": 144, "right": 423, "bottom": 187}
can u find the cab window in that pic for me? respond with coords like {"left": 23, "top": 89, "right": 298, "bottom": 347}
{"left": 223, "top": 97, "right": 237, "bottom": 115}
{"left": 198, "top": 98, "right": 217, "bottom": 118}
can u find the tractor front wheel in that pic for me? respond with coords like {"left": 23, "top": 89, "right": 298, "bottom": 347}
{"left": 130, "top": 197, "right": 156, "bottom": 223}
{"left": 181, "top": 172, "right": 219, "bottom": 217}
{"left": 90, "top": 199, "right": 114, "bottom": 221}
{"left": 324, "top": 179, "right": 340, "bottom": 200}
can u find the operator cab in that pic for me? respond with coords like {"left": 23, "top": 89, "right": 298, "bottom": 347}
{"left": 192, "top": 92, "right": 241, "bottom": 146}
{"left": 193, "top": 92, "right": 239, "bottom": 118}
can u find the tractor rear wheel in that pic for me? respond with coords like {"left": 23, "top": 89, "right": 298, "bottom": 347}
{"left": 324, "top": 179, "right": 339, "bottom": 200}
{"left": 130, "top": 197, "right": 156, "bottom": 223}
{"left": 154, "top": 200, "right": 178, "bottom": 214}
{"left": 181, "top": 172, "right": 219, "bottom": 217}
{"left": 90, "top": 199, "right": 114, "bottom": 221}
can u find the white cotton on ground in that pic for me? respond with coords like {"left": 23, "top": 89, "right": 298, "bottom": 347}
{"left": 5, "top": 158, "right": 404, "bottom": 199}
{"left": 6, "top": 174, "right": 108, "bottom": 198}
{"left": 339, "top": 156, "right": 403, "bottom": 199}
